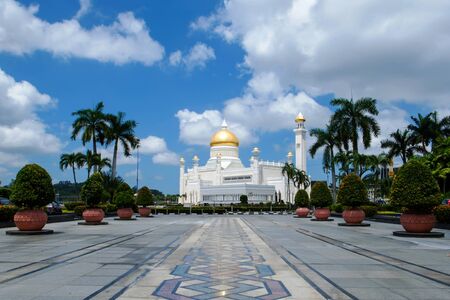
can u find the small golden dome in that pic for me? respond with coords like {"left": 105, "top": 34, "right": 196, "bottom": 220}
{"left": 295, "top": 112, "right": 305, "bottom": 123}
{"left": 287, "top": 151, "right": 293, "bottom": 156}
{"left": 210, "top": 121, "right": 239, "bottom": 147}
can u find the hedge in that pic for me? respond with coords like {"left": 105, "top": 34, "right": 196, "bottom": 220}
{"left": 64, "top": 201, "right": 85, "bottom": 211}
{"left": 434, "top": 205, "right": 450, "bottom": 223}
{"left": 0, "top": 205, "right": 19, "bottom": 222}
{"left": 361, "top": 205, "right": 378, "bottom": 217}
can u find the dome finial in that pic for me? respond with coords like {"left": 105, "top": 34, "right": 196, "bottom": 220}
{"left": 295, "top": 112, "right": 305, "bottom": 123}
{"left": 221, "top": 119, "right": 228, "bottom": 129}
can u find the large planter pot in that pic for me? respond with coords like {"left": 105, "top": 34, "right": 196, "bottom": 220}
{"left": 138, "top": 207, "right": 151, "bottom": 217}
{"left": 400, "top": 213, "right": 435, "bottom": 233}
{"left": 82, "top": 208, "right": 104, "bottom": 223}
{"left": 117, "top": 208, "right": 133, "bottom": 219}
{"left": 14, "top": 210, "right": 47, "bottom": 231}
{"left": 343, "top": 208, "right": 365, "bottom": 224}
{"left": 314, "top": 208, "right": 330, "bottom": 220}
{"left": 295, "top": 207, "right": 309, "bottom": 218}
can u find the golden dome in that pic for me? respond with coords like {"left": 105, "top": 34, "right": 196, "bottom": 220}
{"left": 295, "top": 112, "right": 305, "bottom": 123}
{"left": 210, "top": 120, "right": 239, "bottom": 147}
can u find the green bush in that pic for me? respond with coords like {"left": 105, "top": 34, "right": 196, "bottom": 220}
{"left": 240, "top": 195, "right": 248, "bottom": 205}
{"left": 337, "top": 174, "right": 368, "bottom": 207}
{"left": 330, "top": 203, "right": 343, "bottom": 213}
{"left": 74, "top": 205, "right": 86, "bottom": 216}
{"left": 390, "top": 160, "right": 441, "bottom": 213}
{"left": 80, "top": 173, "right": 104, "bottom": 208}
{"left": 310, "top": 182, "right": 333, "bottom": 208}
{"left": 98, "top": 202, "right": 117, "bottom": 213}
{"left": 136, "top": 186, "right": 154, "bottom": 207}
{"left": 0, "top": 187, "right": 12, "bottom": 199}
{"left": 116, "top": 182, "right": 132, "bottom": 193}
{"left": 361, "top": 205, "right": 378, "bottom": 217}
{"left": 434, "top": 205, "right": 450, "bottom": 223}
{"left": 294, "top": 190, "right": 309, "bottom": 208}
{"left": 0, "top": 205, "right": 19, "bottom": 221}
{"left": 64, "top": 201, "right": 85, "bottom": 211}
{"left": 10, "top": 164, "right": 55, "bottom": 209}
{"left": 113, "top": 191, "right": 135, "bottom": 209}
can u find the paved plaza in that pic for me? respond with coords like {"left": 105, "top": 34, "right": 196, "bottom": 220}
{"left": 0, "top": 216, "right": 449, "bottom": 300}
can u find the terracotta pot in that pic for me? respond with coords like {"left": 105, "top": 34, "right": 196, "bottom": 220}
{"left": 82, "top": 208, "right": 104, "bottom": 223}
{"left": 117, "top": 208, "right": 134, "bottom": 219}
{"left": 14, "top": 210, "right": 48, "bottom": 231}
{"left": 343, "top": 208, "right": 365, "bottom": 224}
{"left": 400, "top": 213, "right": 435, "bottom": 233}
{"left": 295, "top": 207, "right": 309, "bottom": 218}
{"left": 314, "top": 208, "right": 330, "bottom": 220}
{"left": 139, "top": 207, "right": 151, "bottom": 217}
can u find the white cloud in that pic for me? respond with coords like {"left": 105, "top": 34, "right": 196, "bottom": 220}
{"left": 152, "top": 152, "right": 178, "bottom": 166}
{"left": 169, "top": 43, "right": 215, "bottom": 69}
{"left": 74, "top": 0, "right": 91, "bottom": 19}
{"left": 0, "top": 69, "right": 62, "bottom": 169}
{"left": 139, "top": 136, "right": 169, "bottom": 154}
{"left": 193, "top": 0, "right": 450, "bottom": 109}
{"left": 0, "top": 0, "right": 164, "bottom": 65}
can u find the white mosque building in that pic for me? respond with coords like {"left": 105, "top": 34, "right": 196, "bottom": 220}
{"left": 179, "top": 113, "right": 308, "bottom": 205}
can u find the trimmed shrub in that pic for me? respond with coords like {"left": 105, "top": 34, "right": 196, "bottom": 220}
{"left": 80, "top": 173, "right": 104, "bottom": 208}
{"left": 361, "top": 205, "right": 378, "bottom": 217}
{"left": 10, "top": 164, "right": 55, "bottom": 209}
{"left": 390, "top": 160, "right": 441, "bottom": 213}
{"left": 240, "top": 195, "right": 248, "bottom": 205}
{"left": 294, "top": 190, "right": 309, "bottom": 208}
{"left": 64, "top": 201, "right": 85, "bottom": 211}
{"left": 113, "top": 191, "right": 135, "bottom": 209}
{"left": 98, "top": 202, "right": 117, "bottom": 213}
{"left": 136, "top": 186, "right": 154, "bottom": 207}
{"left": 310, "top": 182, "right": 333, "bottom": 208}
{"left": 0, "top": 205, "right": 19, "bottom": 221}
{"left": 330, "top": 203, "right": 344, "bottom": 213}
{"left": 116, "top": 182, "right": 132, "bottom": 193}
{"left": 74, "top": 205, "right": 86, "bottom": 216}
{"left": 434, "top": 205, "right": 450, "bottom": 223}
{"left": 337, "top": 174, "right": 368, "bottom": 207}
{"left": 0, "top": 187, "right": 12, "bottom": 199}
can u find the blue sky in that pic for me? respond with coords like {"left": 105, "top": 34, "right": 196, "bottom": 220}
{"left": 0, "top": 0, "right": 449, "bottom": 193}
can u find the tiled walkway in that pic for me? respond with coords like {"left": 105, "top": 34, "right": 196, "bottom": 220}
{"left": 120, "top": 218, "right": 322, "bottom": 300}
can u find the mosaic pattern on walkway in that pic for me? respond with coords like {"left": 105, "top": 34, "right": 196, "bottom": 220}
{"left": 154, "top": 218, "right": 290, "bottom": 299}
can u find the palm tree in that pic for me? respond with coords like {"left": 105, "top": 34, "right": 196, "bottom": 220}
{"left": 381, "top": 129, "right": 416, "bottom": 164}
{"left": 334, "top": 151, "right": 353, "bottom": 178}
{"left": 71, "top": 102, "right": 108, "bottom": 172}
{"left": 309, "top": 123, "right": 340, "bottom": 200}
{"left": 91, "top": 153, "right": 111, "bottom": 173}
{"left": 429, "top": 111, "right": 450, "bottom": 145}
{"left": 105, "top": 112, "right": 139, "bottom": 178}
{"left": 293, "top": 169, "right": 310, "bottom": 190}
{"left": 408, "top": 113, "right": 435, "bottom": 154}
{"left": 281, "top": 163, "right": 296, "bottom": 204}
{"left": 331, "top": 97, "right": 380, "bottom": 173}
{"left": 59, "top": 152, "right": 85, "bottom": 186}
{"left": 101, "top": 171, "right": 124, "bottom": 201}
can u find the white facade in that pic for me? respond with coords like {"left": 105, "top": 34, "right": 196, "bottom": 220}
{"left": 179, "top": 116, "right": 308, "bottom": 205}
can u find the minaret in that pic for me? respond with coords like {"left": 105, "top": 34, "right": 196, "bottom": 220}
{"left": 251, "top": 147, "right": 260, "bottom": 184}
{"left": 287, "top": 151, "right": 293, "bottom": 164}
{"left": 179, "top": 157, "right": 185, "bottom": 204}
{"left": 294, "top": 112, "right": 307, "bottom": 172}
{"left": 215, "top": 153, "right": 222, "bottom": 185}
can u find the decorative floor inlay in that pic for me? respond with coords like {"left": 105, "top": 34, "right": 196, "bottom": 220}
{"left": 153, "top": 219, "right": 290, "bottom": 300}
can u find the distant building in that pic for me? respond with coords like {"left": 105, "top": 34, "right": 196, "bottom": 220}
{"left": 179, "top": 113, "right": 308, "bottom": 205}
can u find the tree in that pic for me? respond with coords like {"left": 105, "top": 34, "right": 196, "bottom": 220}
{"left": 310, "top": 182, "right": 333, "bottom": 208}
{"left": 59, "top": 152, "right": 85, "bottom": 187}
{"left": 337, "top": 174, "right": 368, "bottom": 207}
{"left": 83, "top": 150, "right": 111, "bottom": 177}
{"left": 80, "top": 172, "right": 104, "bottom": 208}
{"left": 105, "top": 112, "right": 139, "bottom": 178}
{"left": 136, "top": 186, "right": 154, "bottom": 207}
{"left": 331, "top": 97, "right": 380, "bottom": 173}
{"left": 294, "top": 189, "right": 309, "bottom": 208}
{"left": 101, "top": 171, "right": 124, "bottom": 201}
{"left": 282, "top": 163, "right": 296, "bottom": 204}
{"left": 293, "top": 169, "right": 310, "bottom": 190}
{"left": 240, "top": 195, "right": 248, "bottom": 205}
{"left": 310, "top": 123, "right": 341, "bottom": 200}
{"left": 381, "top": 129, "right": 416, "bottom": 164}
{"left": 71, "top": 102, "right": 108, "bottom": 172}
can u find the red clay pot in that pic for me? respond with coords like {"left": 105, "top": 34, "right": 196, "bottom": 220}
{"left": 82, "top": 208, "right": 104, "bottom": 223}
{"left": 400, "top": 213, "right": 435, "bottom": 233}
{"left": 343, "top": 208, "right": 365, "bottom": 224}
{"left": 295, "top": 207, "right": 309, "bottom": 218}
{"left": 314, "top": 208, "right": 330, "bottom": 220}
{"left": 117, "top": 208, "right": 134, "bottom": 219}
{"left": 138, "top": 207, "right": 151, "bottom": 217}
{"left": 14, "top": 210, "right": 48, "bottom": 231}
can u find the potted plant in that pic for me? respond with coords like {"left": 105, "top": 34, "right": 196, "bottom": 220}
{"left": 80, "top": 172, "right": 105, "bottom": 224}
{"left": 294, "top": 189, "right": 310, "bottom": 217}
{"left": 114, "top": 190, "right": 135, "bottom": 219}
{"left": 310, "top": 182, "right": 333, "bottom": 220}
{"left": 390, "top": 160, "right": 441, "bottom": 233}
{"left": 337, "top": 174, "right": 368, "bottom": 224}
{"left": 10, "top": 164, "right": 55, "bottom": 231}
{"left": 136, "top": 186, "right": 154, "bottom": 217}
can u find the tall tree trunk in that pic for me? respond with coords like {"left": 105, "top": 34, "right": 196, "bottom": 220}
{"left": 112, "top": 139, "right": 118, "bottom": 178}
{"left": 352, "top": 121, "right": 359, "bottom": 174}
{"left": 330, "top": 149, "right": 337, "bottom": 202}
{"left": 92, "top": 133, "right": 98, "bottom": 173}
{"left": 72, "top": 165, "right": 79, "bottom": 199}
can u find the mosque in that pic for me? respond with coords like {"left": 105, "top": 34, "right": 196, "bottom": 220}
{"left": 179, "top": 113, "right": 308, "bottom": 205}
